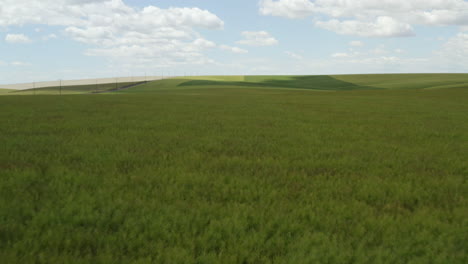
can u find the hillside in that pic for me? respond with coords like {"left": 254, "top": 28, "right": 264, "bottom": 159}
{"left": 117, "top": 74, "right": 468, "bottom": 93}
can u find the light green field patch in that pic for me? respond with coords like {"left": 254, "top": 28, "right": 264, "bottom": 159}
{"left": 0, "top": 88, "right": 15, "bottom": 94}
{"left": 332, "top": 73, "right": 468, "bottom": 89}
{"left": 180, "top": 75, "right": 246, "bottom": 82}
{"left": 9, "top": 89, "right": 90, "bottom": 95}
{"left": 8, "top": 82, "right": 146, "bottom": 95}
{"left": 244, "top": 75, "right": 295, "bottom": 83}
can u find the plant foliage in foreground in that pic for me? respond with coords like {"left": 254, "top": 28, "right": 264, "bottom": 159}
{"left": 0, "top": 76, "right": 467, "bottom": 263}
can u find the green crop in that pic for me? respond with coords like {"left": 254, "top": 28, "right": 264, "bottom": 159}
{"left": 0, "top": 74, "right": 467, "bottom": 263}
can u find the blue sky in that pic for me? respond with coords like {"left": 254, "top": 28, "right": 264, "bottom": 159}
{"left": 1, "top": 0, "right": 467, "bottom": 84}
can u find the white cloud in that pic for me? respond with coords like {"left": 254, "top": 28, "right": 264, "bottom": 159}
{"left": 413, "top": 7, "right": 468, "bottom": 26}
{"left": 220, "top": 45, "right": 248, "bottom": 54}
{"left": 331, "top": 45, "right": 410, "bottom": 60}
{"left": 343, "top": 56, "right": 429, "bottom": 67}
{"left": 436, "top": 33, "right": 468, "bottom": 69}
{"left": 259, "top": 0, "right": 315, "bottom": 19}
{"left": 259, "top": 0, "right": 468, "bottom": 37}
{"left": 349, "top": 41, "right": 364, "bottom": 47}
{"left": 285, "top": 51, "right": 303, "bottom": 59}
{"left": 316, "top": 17, "right": 414, "bottom": 38}
{"left": 0, "top": 0, "right": 224, "bottom": 67}
{"left": 193, "top": 38, "right": 216, "bottom": 49}
{"left": 5, "top": 34, "right": 31, "bottom": 43}
{"left": 205, "top": 31, "right": 468, "bottom": 75}
{"left": 67, "top": 0, "right": 111, "bottom": 4}
{"left": 327, "top": 49, "right": 429, "bottom": 73}
{"left": 84, "top": 38, "right": 218, "bottom": 66}
{"left": 0, "top": 1, "right": 224, "bottom": 29}
{"left": 237, "top": 31, "right": 278, "bottom": 46}
{"left": 331, "top": 51, "right": 362, "bottom": 58}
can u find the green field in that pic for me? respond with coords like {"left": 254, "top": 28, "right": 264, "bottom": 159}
{"left": 0, "top": 74, "right": 467, "bottom": 263}
{"left": 0, "top": 88, "right": 15, "bottom": 94}
{"left": 119, "top": 74, "right": 468, "bottom": 93}
{"left": 2, "top": 81, "right": 146, "bottom": 95}
{"left": 333, "top": 74, "right": 468, "bottom": 90}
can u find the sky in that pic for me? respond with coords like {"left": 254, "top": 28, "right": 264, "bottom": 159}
{"left": 0, "top": 0, "right": 467, "bottom": 84}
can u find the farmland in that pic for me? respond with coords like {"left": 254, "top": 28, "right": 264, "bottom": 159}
{"left": 2, "top": 81, "right": 147, "bottom": 95}
{"left": 0, "top": 74, "right": 467, "bottom": 263}
{"left": 0, "top": 89, "right": 14, "bottom": 94}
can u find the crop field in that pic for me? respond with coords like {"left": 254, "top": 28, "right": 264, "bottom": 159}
{"left": 0, "top": 74, "right": 467, "bottom": 263}
{"left": 0, "top": 89, "right": 15, "bottom": 94}
{"left": 1, "top": 81, "right": 146, "bottom": 95}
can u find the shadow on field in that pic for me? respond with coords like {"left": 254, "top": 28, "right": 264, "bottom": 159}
{"left": 178, "top": 75, "right": 380, "bottom": 91}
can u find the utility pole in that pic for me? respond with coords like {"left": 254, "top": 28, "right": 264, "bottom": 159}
{"left": 95, "top": 79, "right": 98, "bottom": 93}
{"left": 59, "top": 79, "right": 62, "bottom": 95}
{"left": 33, "top": 82, "right": 35, "bottom": 95}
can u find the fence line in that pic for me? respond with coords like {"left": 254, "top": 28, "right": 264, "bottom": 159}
{"left": 0, "top": 76, "right": 171, "bottom": 90}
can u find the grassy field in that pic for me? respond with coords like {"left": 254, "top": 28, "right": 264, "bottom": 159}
{"left": 333, "top": 74, "right": 468, "bottom": 90}
{"left": 2, "top": 82, "right": 146, "bottom": 95}
{"left": 122, "top": 74, "right": 468, "bottom": 93}
{"left": 0, "top": 88, "right": 15, "bottom": 94}
{"left": 0, "top": 74, "right": 467, "bottom": 263}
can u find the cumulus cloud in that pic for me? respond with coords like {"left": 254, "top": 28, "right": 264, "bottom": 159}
{"left": 259, "top": 0, "right": 468, "bottom": 37}
{"left": 344, "top": 56, "right": 429, "bottom": 66}
{"left": 84, "top": 37, "right": 217, "bottom": 66}
{"left": 193, "top": 38, "right": 217, "bottom": 49}
{"left": 220, "top": 45, "right": 248, "bottom": 54}
{"left": 67, "top": 0, "right": 111, "bottom": 4}
{"left": 259, "top": 0, "right": 315, "bottom": 19}
{"left": 327, "top": 34, "right": 468, "bottom": 72}
{"left": 328, "top": 50, "right": 429, "bottom": 73}
{"left": 237, "top": 31, "right": 278, "bottom": 46}
{"left": 332, "top": 44, "right": 413, "bottom": 59}
{"left": 5, "top": 34, "right": 31, "bottom": 43}
{"left": 436, "top": 33, "right": 468, "bottom": 68}
{"left": 0, "top": 0, "right": 224, "bottom": 66}
{"left": 316, "top": 17, "right": 414, "bottom": 38}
